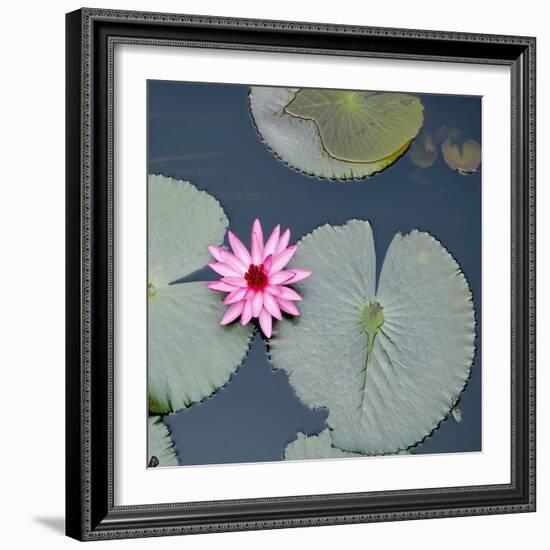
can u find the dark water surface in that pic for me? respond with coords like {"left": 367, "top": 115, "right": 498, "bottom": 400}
{"left": 149, "top": 80, "right": 482, "bottom": 466}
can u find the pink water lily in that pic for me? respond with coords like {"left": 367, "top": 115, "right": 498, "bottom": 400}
{"left": 207, "top": 219, "right": 311, "bottom": 338}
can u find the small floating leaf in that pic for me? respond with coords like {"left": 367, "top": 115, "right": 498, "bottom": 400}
{"left": 451, "top": 407, "right": 463, "bottom": 423}
{"left": 435, "top": 125, "right": 454, "bottom": 143}
{"left": 148, "top": 175, "right": 254, "bottom": 414}
{"left": 408, "top": 132, "right": 438, "bottom": 168}
{"left": 249, "top": 87, "right": 420, "bottom": 180}
{"left": 284, "top": 429, "right": 362, "bottom": 461}
{"left": 441, "top": 137, "right": 481, "bottom": 175}
{"left": 148, "top": 416, "right": 179, "bottom": 467}
{"left": 270, "top": 220, "right": 475, "bottom": 455}
{"left": 284, "top": 89, "right": 424, "bottom": 163}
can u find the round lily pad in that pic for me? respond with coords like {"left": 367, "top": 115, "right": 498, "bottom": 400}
{"left": 249, "top": 87, "right": 422, "bottom": 180}
{"left": 270, "top": 220, "right": 476, "bottom": 455}
{"left": 408, "top": 131, "right": 438, "bottom": 168}
{"left": 441, "top": 137, "right": 481, "bottom": 175}
{"left": 148, "top": 175, "right": 254, "bottom": 414}
{"left": 284, "top": 429, "right": 361, "bottom": 461}
{"left": 284, "top": 89, "right": 424, "bottom": 163}
{"left": 148, "top": 415, "right": 179, "bottom": 467}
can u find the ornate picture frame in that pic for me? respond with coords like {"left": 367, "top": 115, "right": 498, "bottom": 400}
{"left": 65, "top": 8, "right": 536, "bottom": 541}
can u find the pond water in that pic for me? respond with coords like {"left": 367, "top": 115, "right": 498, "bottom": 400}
{"left": 148, "top": 80, "right": 482, "bottom": 466}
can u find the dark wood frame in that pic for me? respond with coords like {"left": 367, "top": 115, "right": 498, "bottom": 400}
{"left": 66, "top": 7, "right": 536, "bottom": 541}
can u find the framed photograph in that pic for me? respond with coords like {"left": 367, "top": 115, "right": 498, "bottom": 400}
{"left": 65, "top": 8, "right": 536, "bottom": 541}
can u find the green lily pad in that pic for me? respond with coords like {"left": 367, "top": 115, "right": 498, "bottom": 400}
{"left": 408, "top": 131, "right": 438, "bottom": 168}
{"left": 270, "top": 220, "right": 476, "bottom": 455}
{"left": 148, "top": 416, "right": 179, "bottom": 467}
{"left": 149, "top": 282, "right": 253, "bottom": 413}
{"left": 284, "top": 429, "right": 361, "bottom": 460}
{"left": 149, "top": 174, "right": 228, "bottom": 287}
{"left": 284, "top": 89, "right": 424, "bottom": 163}
{"left": 441, "top": 137, "right": 481, "bottom": 175}
{"left": 148, "top": 175, "right": 254, "bottom": 414}
{"left": 249, "top": 87, "right": 419, "bottom": 180}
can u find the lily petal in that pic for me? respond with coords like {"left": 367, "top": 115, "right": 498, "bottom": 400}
{"left": 277, "top": 298, "right": 300, "bottom": 316}
{"left": 268, "top": 271, "right": 295, "bottom": 285}
{"left": 241, "top": 298, "right": 253, "bottom": 325}
{"left": 263, "top": 254, "right": 273, "bottom": 273}
{"left": 221, "top": 276, "right": 248, "bottom": 288}
{"left": 263, "top": 224, "right": 280, "bottom": 260}
{"left": 207, "top": 280, "right": 235, "bottom": 292}
{"left": 245, "top": 288, "right": 255, "bottom": 300}
{"left": 277, "top": 286, "right": 302, "bottom": 301}
{"left": 220, "top": 301, "right": 244, "bottom": 325}
{"left": 228, "top": 231, "right": 251, "bottom": 266}
{"left": 252, "top": 290, "right": 263, "bottom": 317}
{"left": 259, "top": 308, "right": 273, "bottom": 338}
{"left": 265, "top": 285, "right": 281, "bottom": 296}
{"left": 276, "top": 228, "right": 291, "bottom": 255}
{"left": 263, "top": 292, "right": 282, "bottom": 320}
{"left": 208, "top": 245, "right": 225, "bottom": 262}
{"left": 286, "top": 268, "right": 312, "bottom": 284}
{"left": 252, "top": 218, "right": 264, "bottom": 250}
{"left": 251, "top": 231, "right": 263, "bottom": 265}
{"left": 269, "top": 245, "right": 297, "bottom": 274}
{"left": 219, "top": 249, "right": 247, "bottom": 274}
{"left": 223, "top": 287, "right": 248, "bottom": 305}
{"left": 208, "top": 261, "right": 241, "bottom": 278}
